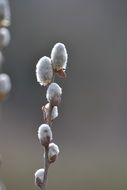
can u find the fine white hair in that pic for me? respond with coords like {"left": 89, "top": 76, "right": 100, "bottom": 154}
{"left": 51, "top": 42, "right": 68, "bottom": 71}
{"left": 36, "top": 56, "right": 53, "bottom": 86}
{"left": 35, "top": 168, "right": 45, "bottom": 179}
{"left": 48, "top": 143, "right": 60, "bottom": 158}
{"left": 44, "top": 103, "right": 58, "bottom": 120}
{"left": 34, "top": 168, "right": 45, "bottom": 187}
{"left": 38, "top": 124, "right": 52, "bottom": 142}
{"left": 46, "top": 82, "right": 62, "bottom": 102}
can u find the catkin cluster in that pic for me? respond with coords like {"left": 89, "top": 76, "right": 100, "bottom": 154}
{"left": 35, "top": 42, "right": 68, "bottom": 189}
{"left": 0, "top": 0, "right": 11, "bottom": 101}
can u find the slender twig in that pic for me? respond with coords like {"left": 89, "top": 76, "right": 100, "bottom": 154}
{"left": 41, "top": 103, "right": 53, "bottom": 190}
{"left": 41, "top": 70, "right": 55, "bottom": 190}
{"left": 41, "top": 146, "right": 49, "bottom": 190}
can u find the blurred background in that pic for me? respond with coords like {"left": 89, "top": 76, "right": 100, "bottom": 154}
{"left": 0, "top": 0, "right": 127, "bottom": 189}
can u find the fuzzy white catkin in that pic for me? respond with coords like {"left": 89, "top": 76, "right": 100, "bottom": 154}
{"left": 51, "top": 42, "right": 68, "bottom": 71}
{"left": 35, "top": 168, "right": 45, "bottom": 185}
{"left": 45, "top": 103, "right": 58, "bottom": 120}
{"left": 48, "top": 143, "right": 60, "bottom": 158}
{"left": 0, "top": 27, "right": 10, "bottom": 49}
{"left": 36, "top": 56, "right": 53, "bottom": 86}
{"left": 0, "top": 73, "right": 11, "bottom": 93}
{"left": 38, "top": 124, "right": 52, "bottom": 142}
{"left": 46, "top": 82, "right": 62, "bottom": 102}
{"left": 0, "top": 0, "right": 11, "bottom": 26}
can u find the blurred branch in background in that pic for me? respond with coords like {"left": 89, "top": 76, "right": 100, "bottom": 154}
{"left": 0, "top": 0, "right": 11, "bottom": 190}
{"left": 0, "top": 0, "right": 11, "bottom": 102}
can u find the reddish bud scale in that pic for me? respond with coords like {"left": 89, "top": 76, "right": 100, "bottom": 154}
{"left": 54, "top": 68, "right": 67, "bottom": 78}
{"left": 50, "top": 95, "right": 61, "bottom": 106}
{"left": 40, "top": 136, "right": 51, "bottom": 147}
{"left": 48, "top": 154, "right": 57, "bottom": 163}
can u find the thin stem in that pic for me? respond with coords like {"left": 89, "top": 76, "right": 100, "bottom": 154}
{"left": 40, "top": 72, "right": 56, "bottom": 190}
{"left": 41, "top": 146, "right": 50, "bottom": 190}
{"left": 41, "top": 103, "right": 53, "bottom": 190}
{"left": 47, "top": 103, "right": 53, "bottom": 126}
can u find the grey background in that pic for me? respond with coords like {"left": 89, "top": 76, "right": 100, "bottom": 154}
{"left": 0, "top": 0, "right": 127, "bottom": 189}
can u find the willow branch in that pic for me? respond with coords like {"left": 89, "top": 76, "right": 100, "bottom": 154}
{"left": 41, "top": 97, "right": 53, "bottom": 190}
